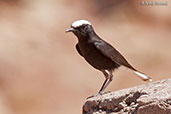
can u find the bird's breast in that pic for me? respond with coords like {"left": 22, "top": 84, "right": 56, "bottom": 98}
{"left": 78, "top": 42, "right": 119, "bottom": 70}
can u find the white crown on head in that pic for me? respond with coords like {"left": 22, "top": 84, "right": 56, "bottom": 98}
{"left": 72, "top": 20, "right": 91, "bottom": 28}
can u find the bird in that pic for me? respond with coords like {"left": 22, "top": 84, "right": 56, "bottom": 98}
{"left": 66, "top": 20, "right": 152, "bottom": 94}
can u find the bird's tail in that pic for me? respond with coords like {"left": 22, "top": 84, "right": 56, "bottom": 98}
{"left": 123, "top": 62, "right": 152, "bottom": 82}
{"left": 134, "top": 71, "right": 152, "bottom": 82}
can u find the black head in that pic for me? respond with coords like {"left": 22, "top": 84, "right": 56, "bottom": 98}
{"left": 66, "top": 20, "right": 95, "bottom": 39}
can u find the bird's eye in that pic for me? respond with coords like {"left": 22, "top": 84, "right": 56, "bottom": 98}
{"left": 81, "top": 26, "right": 86, "bottom": 29}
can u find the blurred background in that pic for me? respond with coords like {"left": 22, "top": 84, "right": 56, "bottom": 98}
{"left": 0, "top": 0, "right": 170, "bottom": 114}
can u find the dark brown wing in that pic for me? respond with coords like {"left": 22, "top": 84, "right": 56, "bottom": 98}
{"left": 93, "top": 40, "right": 137, "bottom": 71}
{"left": 75, "top": 43, "right": 83, "bottom": 56}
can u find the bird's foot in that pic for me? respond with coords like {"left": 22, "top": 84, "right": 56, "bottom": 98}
{"left": 86, "top": 91, "right": 110, "bottom": 99}
{"left": 99, "top": 90, "right": 110, "bottom": 95}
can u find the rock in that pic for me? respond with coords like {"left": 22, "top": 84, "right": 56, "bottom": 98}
{"left": 83, "top": 78, "right": 171, "bottom": 114}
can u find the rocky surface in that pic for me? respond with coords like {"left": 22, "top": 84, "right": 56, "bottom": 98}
{"left": 83, "top": 78, "right": 171, "bottom": 114}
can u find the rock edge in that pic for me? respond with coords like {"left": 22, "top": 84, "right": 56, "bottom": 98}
{"left": 83, "top": 78, "right": 171, "bottom": 114}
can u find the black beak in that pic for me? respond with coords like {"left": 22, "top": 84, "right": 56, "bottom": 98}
{"left": 66, "top": 27, "right": 74, "bottom": 33}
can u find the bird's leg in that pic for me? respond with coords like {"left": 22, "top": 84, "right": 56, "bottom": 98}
{"left": 98, "top": 70, "right": 109, "bottom": 94}
{"left": 99, "top": 70, "right": 113, "bottom": 94}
